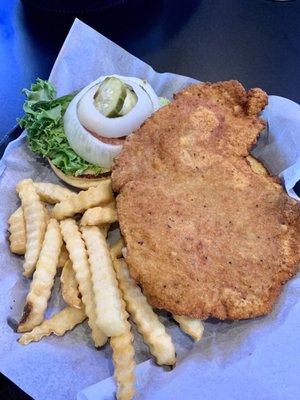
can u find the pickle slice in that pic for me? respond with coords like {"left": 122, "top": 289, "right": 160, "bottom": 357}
{"left": 119, "top": 88, "right": 138, "bottom": 116}
{"left": 94, "top": 77, "right": 127, "bottom": 118}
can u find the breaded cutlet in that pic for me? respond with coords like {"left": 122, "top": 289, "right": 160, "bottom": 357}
{"left": 112, "top": 80, "right": 300, "bottom": 320}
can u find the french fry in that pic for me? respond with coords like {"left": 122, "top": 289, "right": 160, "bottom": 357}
{"left": 60, "top": 219, "right": 107, "bottom": 347}
{"left": 8, "top": 204, "right": 49, "bottom": 257}
{"left": 110, "top": 239, "right": 125, "bottom": 260}
{"left": 19, "top": 306, "right": 86, "bottom": 345}
{"left": 57, "top": 243, "right": 69, "bottom": 268}
{"left": 121, "top": 247, "right": 128, "bottom": 258}
{"left": 99, "top": 223, "right": 110, "bottom": 238}
{"left": 110, "top": 304, "right": 135, "bottom": 400}
{"left": 18, "top": 218, "right": 63, "bottom": 332}
{"left": 81, "top": 226, "right": 127, "bottom": 337}
{"left": 53, "top": 179, "right": 113, "bottom": 220}
{"left": 246, "top": 155, "right": 268, "bottom": 176}
{"left": 8, "top": 207, "right": 26, "bottom": 255}
{"left": 114, "top": 259, "right": 176, "bottom": 366}
{"left": 34, "top": 182, "right": 74, "bottom": 204}
{"left": 16, "top": 179, "right": 47, "bottom": 277}
{"left": 80, "top": 203, "right": 117, "bottom": 226}
{"left": 61, "top": 259, "right": 81, "bottom": 309}
{"left": 9, "top": 182, "right": 72, "bottom": 256}
{"left": 173, "top": 315, "right": 204, "bottom": 342}
{"left": 44, "top": 205, "right": 51, "bottom": 224}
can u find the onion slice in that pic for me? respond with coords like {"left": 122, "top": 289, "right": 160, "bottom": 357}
{"left": 63, "top": 74, "right": 160, "bottom": 167}
{"left": 77, "top": 79, "right": 154, "bottom": 138}
{"left": 122, "top": 76, "right": 160, "bottom": 111}
{"left": 63, "top": 94, "right": 122, "bottom": 168}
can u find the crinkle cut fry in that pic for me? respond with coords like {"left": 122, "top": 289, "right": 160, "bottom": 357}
{"left": 8, "top": 185, "right": 71, "bottom": 258}
{"left": 18, "top": 218, "right": 63, "bottom": 332}
{"left": 81, "top": 226, "right": 127, "bottom": 337}
{"left": 110, "top": 300, "right": 135, "bottom": 400}
{"left": 60, "top": 218, "right": 107, "bottom": 347}
{"left": 8, "top": 207, "right": 26, "bottom": 255}
{"left": 110, "top": 239, "right": 125, "bottom": 260}
{"left": 53, "top": 179, "right": 113, "bottom": 220}
{"left": 61, "top": 259, "right": 81, "bottom": 309}
{"left": 16, "top": 179, "right": 47, "bottom": 277}
{"left": 113, "top": 258, "right": 176, "bottom": 366}
{"left": 173, "top": 315, "right": 204, "bottom": 341}
{"left": 34, "top": 182, "right": 75, "bottom": 204}
{"left": 19, "top": 306, "right": 86, "bottom": 345}
{"left": 99, "top": 223, "right": 110, "bottom": 238}
{"left": 9, "top": 181, "right": 73, "bottom": 256}
{"left": 58, "top": 243, "right": 69, "bottom": 268}
{"left": 9, "top": 180, "right": 72, "bottom": 256}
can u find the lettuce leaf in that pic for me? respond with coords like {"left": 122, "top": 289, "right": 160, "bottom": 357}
{"left": 19, "top": 79, "right": 107, "bottom": 176}
{"left": 159, "top": 97, "right": 171, "bottom": 107}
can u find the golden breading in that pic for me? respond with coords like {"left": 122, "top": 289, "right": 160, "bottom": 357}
{"left": 8, "top": 207, "right": 26, "bottom": 255}
{"left": 19, "top": 306, "right": 86, "bottom": 345}
{"left": 112, "top": 81, "right": 300, "bottom": 320}
{"left": 16, "top": 179, "right": 47, "bottom": 277}
{"left": 112, "top": 81, "right": 268, "bottom": 191}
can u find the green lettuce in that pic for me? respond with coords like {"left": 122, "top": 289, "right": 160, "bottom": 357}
{"left": 19, "top": 78, "right": 107, "bottom": 176}
{"left": 159, "top": 97, "right": 171, "bottom": 107}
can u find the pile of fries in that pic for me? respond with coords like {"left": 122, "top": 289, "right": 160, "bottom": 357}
{"left": 8, "top": 178, "right": 204, "bottom": 400}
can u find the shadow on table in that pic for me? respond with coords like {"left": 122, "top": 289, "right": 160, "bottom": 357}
{"left": 17, "top": 0, "right": 201, "bottom": 57}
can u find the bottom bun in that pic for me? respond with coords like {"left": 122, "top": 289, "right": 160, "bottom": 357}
{"left": 48, "top": 159, "right": 109, "bottom": 189}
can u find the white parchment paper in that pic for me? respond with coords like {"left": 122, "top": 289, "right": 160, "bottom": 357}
{"left": 0, "top": 19, "right": 299, "bottom": 400}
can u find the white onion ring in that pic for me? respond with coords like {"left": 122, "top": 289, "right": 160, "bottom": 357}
{"left": 77, "top": 80, "right": 153, "bottom": 138}
{"left": 63, "top": 74, "right": 160, "bottom": 167}
{"left": 122, "top": 76, "right": 160, "bottom": 111}
{"left": 63, "top": 95, "right": 122, "bottom": 168}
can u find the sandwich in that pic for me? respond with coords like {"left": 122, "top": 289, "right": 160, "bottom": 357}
{"left": 20, "top": 75, "right": 167, "bottom": 188}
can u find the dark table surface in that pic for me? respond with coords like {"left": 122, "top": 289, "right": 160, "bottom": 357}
{"left": 1, "top": 0, "right": 300, "bottom": 398}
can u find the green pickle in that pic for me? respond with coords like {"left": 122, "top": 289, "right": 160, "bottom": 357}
{"left": 94, "top": 77, "right": 127, "bottom": 117}
{"left": 94, "top": 77, "right": 138, "bottom": 118}
{"left": 119, "top": 88, "right": 138, "bottom": 116}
